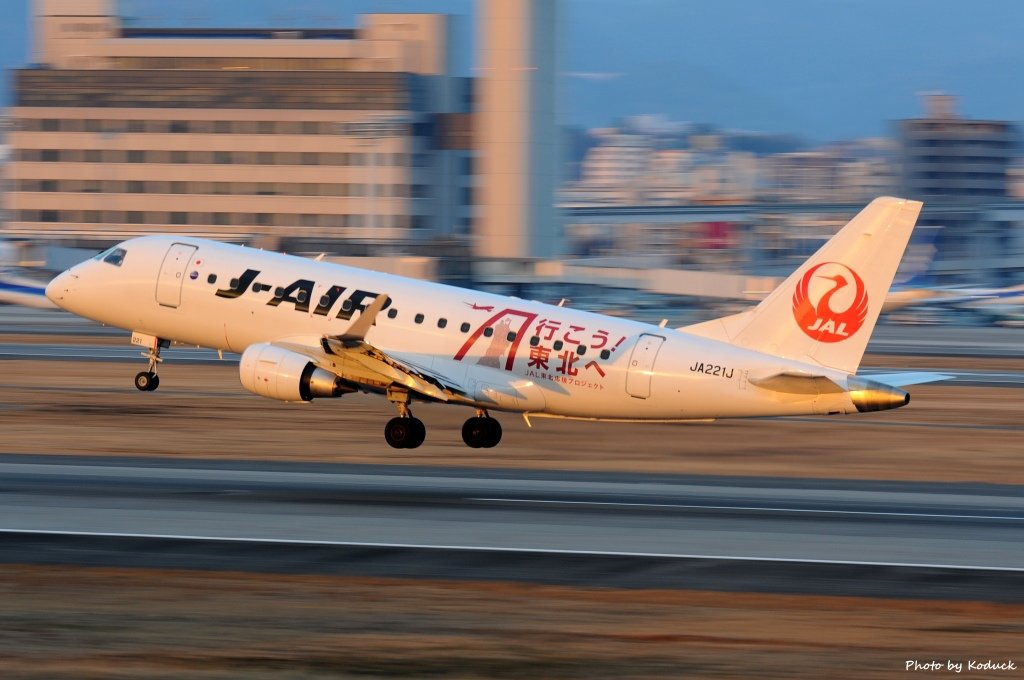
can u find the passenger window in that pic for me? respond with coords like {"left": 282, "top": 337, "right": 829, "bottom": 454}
{"left": 600, "top": 349, "right": 611, "bottom": 360}
{"left": 319, "top": 295, "right": 332, "bottom": 308}
{"left": 506, "top": 331, "right": 516, "bottom": 342}
{"left": 207, "top": 274, "right": 217, "bottom": 284}
{"left": 577, "top": 345, "right": 586, "bottom": 356}
{"left": 438, "top": 318, "right": 448, "bottom": 329}
{"left": 102, "top": 248, "right": 126, "bottom": 267}
{"left": 387, "top": 308, "right": 398, "bottom": 319}
{"left": 483, "top": 327, "right": 493, "bottom": 337}
{"left": 296, "top": 290, "right": 308, "bottom": 303}
{"left": 553, "top": 340, "right": 563, "bottom": 350}
{"left": 460, "top": 322, "right": 470, "bottom": 333}
{"left": 529, "top": 336, "right": 539, "bottom": 347}
{"left": 414, "top": 313, "right": 424, "bottom": 324}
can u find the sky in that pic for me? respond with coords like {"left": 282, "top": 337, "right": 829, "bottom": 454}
{"left": 3, "top": 0, "right": 1023, "bottom": 142}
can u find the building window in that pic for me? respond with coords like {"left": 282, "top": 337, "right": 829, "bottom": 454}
{"left": 171, "top": 212, "right": 187, "bottom": 225}
{"left": 127, "top": 211, "right": 144, "bottom": 224}
{"left": 41, "top": 119, "right": 60, "bottom": 132}
{"left": 41, "top": 149, "right": 60, "bottom": 162}
{"left": 172, "top": 151, "right": 187, "bottom": 164}
{"left": 41, "top": 180, "right": 58, "bottom": 192}
{"left": 170, "top": 121, "right": 188, "bottom": 133}
{"left": 41, "top": 210, "right": 59, "bottom": 222}
{"left": 215, "top": 151, "right": 232, "bottom": 164}
{"left": 127, "top": 150, "right": 144, "bottom": 163}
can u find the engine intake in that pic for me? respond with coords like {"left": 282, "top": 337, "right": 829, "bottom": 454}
{"left": 239, "top": 343, "right": 355, "bottom": 402}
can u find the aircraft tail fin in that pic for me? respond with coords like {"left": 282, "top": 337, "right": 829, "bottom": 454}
{"left": 682, "top": 197, "right": 923, "bottom": 374}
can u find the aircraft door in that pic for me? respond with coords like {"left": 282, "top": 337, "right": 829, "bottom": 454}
{"left": 625, "top": 333, "right": 665, "bottom": 399}
{"left": 155, "top": 243, "right": 198, "bottom": 308}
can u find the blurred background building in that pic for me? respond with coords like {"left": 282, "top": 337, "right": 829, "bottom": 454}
{"left": 7, "top": 0, "right": 474, "bottom": 256}
{"left": 1, "top": 0, "right": 1022, "bottom": 317}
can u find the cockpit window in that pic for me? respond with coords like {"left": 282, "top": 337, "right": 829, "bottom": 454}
{"left": 102, "top": 248, "right": 127, "bottom": 267}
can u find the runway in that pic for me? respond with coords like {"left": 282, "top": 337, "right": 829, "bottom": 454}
{"left": 1, "top": 455, "right": 1022, "bottom": 599}
{"left": 2, "top": 307, "right": 1023, "bottom": 358}
{"left": 3, "top": 342, "right": 1022, "bottom": 387}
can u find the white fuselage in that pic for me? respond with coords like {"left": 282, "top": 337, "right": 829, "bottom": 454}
{"left": 49, "top": 235, "right": 864, "bottom": 420}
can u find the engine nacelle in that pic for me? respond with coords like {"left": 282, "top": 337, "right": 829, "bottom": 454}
{"left": 239, "top": 343, "right": 355, "bottom": 402}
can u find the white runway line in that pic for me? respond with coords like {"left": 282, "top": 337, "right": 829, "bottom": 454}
{"left": 1, "top": 527, "right": 1023, "bottom": 572}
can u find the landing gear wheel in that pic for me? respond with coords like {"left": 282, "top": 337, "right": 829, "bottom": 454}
{"left": 462, "top": 416, "right": 501, "bottom": 448}
{"left": 385, "top": 417, "right": 426, "bottom": 449}
{"left": 406, "top": 417, "right": 426, "bottom": 449}
{"left": 134, "top": 371, "right": 159, "bottom": 392}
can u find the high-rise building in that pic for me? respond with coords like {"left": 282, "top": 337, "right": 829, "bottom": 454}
{"left": 476, "top": 0, "right": 560, "bottom": 259}
{"left": 899, "top": 94, "right": 1017, "bottom": 203}
{"left": 7, "top": 0, "right": 474, "bottom": 251}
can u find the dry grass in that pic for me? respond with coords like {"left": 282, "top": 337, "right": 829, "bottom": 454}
{"left": 0, "top": 565, "right": 1020, "bottom": 679}
{"left": 1, "top": 358, "right": 1022, "bottom": 483}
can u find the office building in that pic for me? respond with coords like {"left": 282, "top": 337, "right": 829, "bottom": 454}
{"left": 899, "top": 94, "right": 1017, "bottom": 203}
{"left": 7, "top": 0, "right": 473, "bottom": 251}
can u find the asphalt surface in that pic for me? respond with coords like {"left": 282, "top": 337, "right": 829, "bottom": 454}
{"left": 3, "top": 343, "right": 1022, "bottom": 388}
{"left": 2, "top": 307, "right": 1023, "bottom": 357}
{"left": 1, "top": 455, "right": 1022, "bottom": 599}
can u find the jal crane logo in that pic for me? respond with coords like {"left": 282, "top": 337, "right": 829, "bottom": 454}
{"left": 791, "top": 262, "right": 868, "bottom": 342}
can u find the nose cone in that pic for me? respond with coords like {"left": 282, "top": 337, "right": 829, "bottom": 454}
{"left": 45, "top": 270, "right": 76, "bottom": 306}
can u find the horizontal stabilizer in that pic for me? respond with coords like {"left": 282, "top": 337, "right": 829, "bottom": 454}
{"left": 858, "top": 372, "right": 953, "bottom": 387}
{"left": 749, "top": 372, "right": 844, "bottom": 395}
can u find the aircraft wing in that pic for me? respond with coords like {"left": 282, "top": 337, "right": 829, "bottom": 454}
{"left": 267, "top": 335, "right": 469, "bottom": 403}
{"left": 267, "top": 293, "right": 472, "bottom": 402}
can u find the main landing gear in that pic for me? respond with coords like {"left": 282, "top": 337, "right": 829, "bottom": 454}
{"left": 461, "top": 409, "right": 502, "bottom": 449}
{"left": 382, "top": 389, "right": 502, "bottom": 449}
{"left": 134, "top": 335, "right": 168, "bottom": 392}
{"left": 384, "top": 387, "right": 426, "bottom": 449}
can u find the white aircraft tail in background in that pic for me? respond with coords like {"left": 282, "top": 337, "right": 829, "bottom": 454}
{"left": 0, "top": 241, "right": 55, "bottom": 309}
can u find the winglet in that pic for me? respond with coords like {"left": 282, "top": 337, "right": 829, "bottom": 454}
{"left": 339, "top": 294, "right": 390, "bottom": 344}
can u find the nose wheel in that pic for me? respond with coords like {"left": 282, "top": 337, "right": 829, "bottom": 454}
{"left": 133, "top": 333, "right": 168, "bottom": 392}
{"left": 462, "top": 412, "right": 502, "bottom": 448}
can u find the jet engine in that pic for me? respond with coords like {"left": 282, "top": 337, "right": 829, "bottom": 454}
{"left": 239, "top": 343, "right": 356, "bottom": 402}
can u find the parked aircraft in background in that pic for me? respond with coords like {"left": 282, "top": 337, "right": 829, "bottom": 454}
{"left": 0, "top": 241, "right": 54, "bottom": 309}
{"left": 46, "top": 197, "right": 948, "bottom": 449}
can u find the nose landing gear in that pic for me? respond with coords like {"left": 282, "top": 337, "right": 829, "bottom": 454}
{"left": 132, "top": 333, "right": 168, "bottom": 392}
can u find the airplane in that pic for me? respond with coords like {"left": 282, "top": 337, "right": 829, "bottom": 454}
{"left": 0, "top": 271, "right": 53, "bottom": 308}
{"left": 45, "top": 196, "right": 949, "bottom": 449}
{"left": 0, "top": 242, "right": 55, "bottom": 309}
